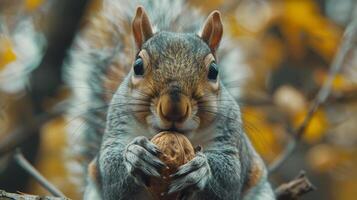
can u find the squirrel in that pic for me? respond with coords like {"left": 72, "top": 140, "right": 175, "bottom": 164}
{"left": 65, "top": 0, "right": 275, "bottom": 199}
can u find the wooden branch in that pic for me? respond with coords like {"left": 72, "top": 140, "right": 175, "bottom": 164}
{"left": 275, "top": 171, "right": 316, "bottom": 200}
{"left": 0, "top": 190, "right": 69, "bottom": 200}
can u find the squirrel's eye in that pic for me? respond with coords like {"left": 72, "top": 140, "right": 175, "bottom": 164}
{"left": 133, "top": 58, "right": 144, "bottom": 76}
{"left": 207, "top": 62, "right": 218, "bottom": 81}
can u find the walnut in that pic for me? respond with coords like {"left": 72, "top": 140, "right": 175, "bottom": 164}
{"left": 148, "top": 131, "right": 195, "bottom": 200}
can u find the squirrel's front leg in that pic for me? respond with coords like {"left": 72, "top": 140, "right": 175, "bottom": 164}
{"left": 98, "top": 136, "right": 166, "bottom": 200}
{"left": 168, "top": 150, "right": 242, "bottom": 200}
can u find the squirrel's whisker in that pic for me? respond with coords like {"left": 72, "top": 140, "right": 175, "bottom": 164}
{"left": 198, "top": 109, "right": 236, "bottom": 121}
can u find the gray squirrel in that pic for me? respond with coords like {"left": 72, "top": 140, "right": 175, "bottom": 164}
{"left": 65, "top": 0, "right": 275, "bottom": 199}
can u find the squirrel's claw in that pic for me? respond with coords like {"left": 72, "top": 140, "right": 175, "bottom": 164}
{"left": 168, "top": 152, "right": 211, "bottom": 194}
{"left": 123, "top": 136, "right": 166, "bottom": 186}
{"left": 132, "top": 136, "right": 163, "bottom": 156}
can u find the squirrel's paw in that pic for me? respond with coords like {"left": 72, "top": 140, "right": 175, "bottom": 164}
{"left": 168, "top": 152, "right": 211, "bottom": 194}
{"left": 123, "top": 136, "right": 166, "bottom": 186}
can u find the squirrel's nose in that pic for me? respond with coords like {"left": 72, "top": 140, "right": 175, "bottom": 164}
{"left": 158, "top": 93, "right": 190, "bottom": 122}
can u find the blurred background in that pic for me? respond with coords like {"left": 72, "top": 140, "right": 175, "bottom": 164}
{"left": 1, "top": 0, "right": 357, "bottom": 199}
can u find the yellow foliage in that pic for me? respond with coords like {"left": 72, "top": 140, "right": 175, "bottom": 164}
{"left": 332, "top": 179, "right": 357, "bottom": 200}
{"left": 25, "top": 0, "right": 44, "bottom": 11}
{"left": 0, "top": 37, "right": 17, "bottom": 70}
{"left": 242, "top": 107, "right": 281, "bottom": 162}
{"left": 279, "top": 0, "right": 341, "bottom": 60}
{"left": 314, "top": 70, "right": 349, "bottom": 92}
{"left": 330, "top": 75, "right": 347, "bottom": 91}
{"left": 293, "top": 109, "right": 328, "bottom": 143}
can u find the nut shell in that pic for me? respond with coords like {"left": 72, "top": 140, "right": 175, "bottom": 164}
{"left": 148, "top": 131, "right": 195, "bottom": 200}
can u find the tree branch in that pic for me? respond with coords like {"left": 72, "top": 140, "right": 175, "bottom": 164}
{"left": 275, "top": 171, "right": 316, "bottom": 200}
{"left": 0, "top": 189, "right": 68, "bottom": 200}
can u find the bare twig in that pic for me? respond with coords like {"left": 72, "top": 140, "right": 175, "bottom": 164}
{"left": 0, "top": 189, "right": 68, "bottom": 200}
{"left": 268, "top": 16, "right": 357, "bottom": 173}
{"left": 275, "top": 171, "right": 316, "bottom": 200}
{"left": 13, "top": 149, "right": 67, "bottom": 198}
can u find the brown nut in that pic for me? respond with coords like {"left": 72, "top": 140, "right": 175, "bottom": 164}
{"left": 148, "top": 131, "right": 195, "bottom": 200}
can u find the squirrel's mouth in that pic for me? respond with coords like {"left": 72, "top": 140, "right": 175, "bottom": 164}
{"left": 153, "top": 123, "right": 185, "bottom": 133}
{"left": 150, "top": 119, "right": 199, "bottom": 134}
{"left": 156, "top": 124, "right": 180, "bottom": 132}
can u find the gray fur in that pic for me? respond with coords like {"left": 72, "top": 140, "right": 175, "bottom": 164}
{"left": 64, "top": 0, "right": 204, "bottom": 171}
{"left": 65, "top": 0, "right": 275, "bottom": 199}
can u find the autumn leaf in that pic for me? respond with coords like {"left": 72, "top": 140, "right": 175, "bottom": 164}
{"left": 25, "top": 0, "right": 44, "bottom": 11}
{"left": 293, "top": 109, "right": 329, "bottom": 143}
{"left": 314, "top": 69, "right": 350, "bottom": 92}
{"left": 278, "top": 0, "right": 341, "bottom": 61}
{"left": 0, "top": 37, "right": 17, "bottom": 70}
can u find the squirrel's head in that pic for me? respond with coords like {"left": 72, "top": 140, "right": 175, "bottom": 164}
{"left": 127, "top": 6, "right": 223, "bottom": 133}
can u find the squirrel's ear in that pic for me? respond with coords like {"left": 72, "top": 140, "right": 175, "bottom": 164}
{"left": 200, "top": 10, "right": 223, "bottom": 54}
{"left": 132, "top": 6, "right": 154, "bottom": 49}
